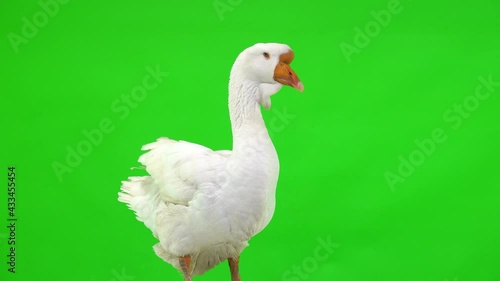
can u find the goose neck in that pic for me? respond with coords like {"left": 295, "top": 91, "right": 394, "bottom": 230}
{"left": 228, "top": 79, "right": 270, "bottom": 150}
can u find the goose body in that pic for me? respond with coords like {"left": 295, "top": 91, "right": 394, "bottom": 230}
{"left": 118, "top": 43, "right": 303, "bottom": 280}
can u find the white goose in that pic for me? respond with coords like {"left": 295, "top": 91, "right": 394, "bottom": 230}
{"left": 118, "top": 43, "right": 303, "bottom": 281}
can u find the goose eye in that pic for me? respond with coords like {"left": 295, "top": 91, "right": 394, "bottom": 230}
{"left": 263, "top": 52, "right": 270, "bottom": 59}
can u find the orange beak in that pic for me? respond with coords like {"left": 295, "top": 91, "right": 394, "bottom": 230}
{"left": 273, "top": 50, "right": 304, "bottom": 92}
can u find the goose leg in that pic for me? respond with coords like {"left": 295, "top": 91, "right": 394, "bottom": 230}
{"left": 179, "top": 256, "right": 192, "bottom": 281}
{"left": 228, "top": 257, "right": 241, "bottom": 281}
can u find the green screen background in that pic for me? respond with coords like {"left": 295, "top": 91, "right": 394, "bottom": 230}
{"left": 1, "top": 0, "right": 499, "bottom": 280}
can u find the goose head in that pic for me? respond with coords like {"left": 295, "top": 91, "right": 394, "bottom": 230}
{"left": 230, "top": 43, "right": 304, "bottom": 109}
